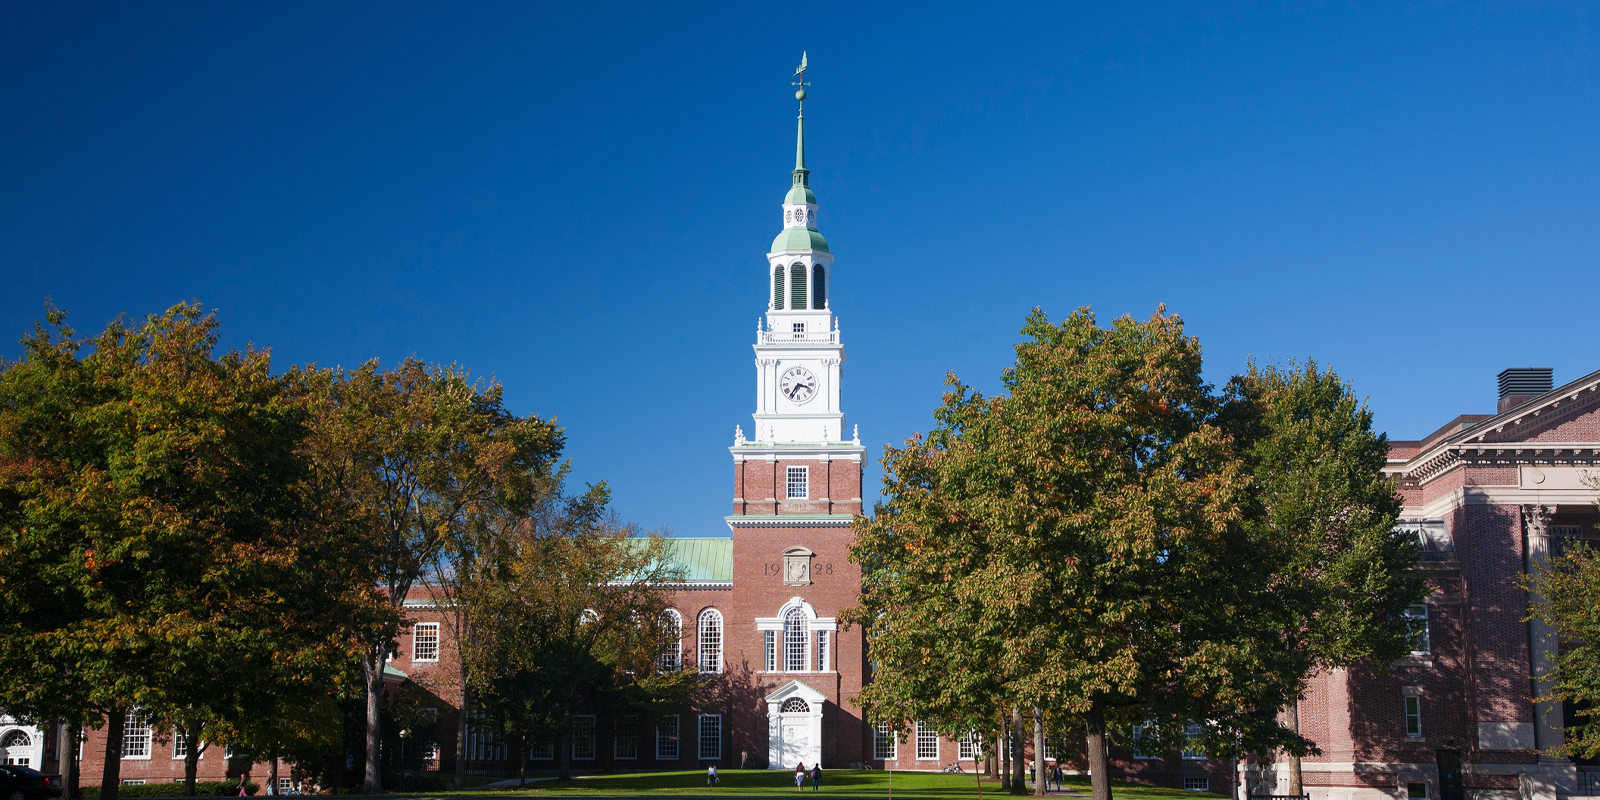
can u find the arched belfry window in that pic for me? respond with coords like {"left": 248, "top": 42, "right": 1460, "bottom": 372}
{"left": 789, "top": 263, "right": 807, "bottom": 311}
{"left": 783, "top": 607, "right": 808, "bottom": 672}
{"left": 781, "top": 698, "right": 810, "bottom": 713}
{"left": 698, "top": 609, "right": 723, "bottom": 674}
{"left": 772, "top": 266, "right": 785, "bottom": 310}
{"left": 812, "top": 265, "right": 827, "bottom": 309}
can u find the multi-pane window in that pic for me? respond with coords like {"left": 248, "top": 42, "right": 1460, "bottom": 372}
{"left": 784, "top": 607, "right": 808, "bottom": 671}
{"left": 1404, "top": 695, "right": 1423, "bottom": 738}
{"left": 657, "top": 610, "right": 682, "bottom": 672}
{"left": 171, "top": 731, "right": 188, "bottom": 759}
{"left": 529, "top": 740, "right": 554, "bottom": 761}
{"left": 1184, "top": 777, "right": 1211, "bottom": 792}
{"left": 698, "top": 715, "right": 722, "bottom": 760}
{"left": 698, "top": 609, "right": 723, "bottom": 673}
{"left": 572, "top": 715, "right": 597, "bottom": 760}
{"left": 786, "top": 466, "right": 809, "bottom": 499}
{"left": 764, "top": 631, "right": 777, "bottom": 672}
{"left": 817, "top": 631, "right": 829, "bottom": 672}
{"left": 958, "top": 732, "right": 980, "bottom": 760}
{"left": 1182, "top": 723, "right": 1205, "bottom": 760}
{"left": 467, "top": 712, "right": 505, "bottom": 761}
{"left": 915, "top": 722, "right": 939, "bottom": 760}
{"left": 615, "top": 719, "right": 638, "bottom": 760}
{"left": 1131, "top": 722, "right": 1157, "bottom": 760}
{"left": 413, "top": 623, "right": 440, "bottom": 663}
{"left": 874, "top": 723, "right": 896, "bottom": 760}
{"left": 122, "top": 710, "right": 152, "bottom": 759}
{"left": 656, "top": 716, "right": 680, "bottom": 761}
{"left": 1404, "top": 606, "right": 1430, "bottom": 655}
{"left": 277, "top": 779, "right": 293, "bottom": 794}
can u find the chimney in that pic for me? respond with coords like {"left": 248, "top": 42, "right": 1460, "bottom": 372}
{"left": 1498, "top": 368, "right": 1553, "bottom": 413}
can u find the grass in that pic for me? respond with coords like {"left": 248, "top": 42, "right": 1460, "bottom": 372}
{"left": 393, "top": 769, "right": 1228, "bottom": 800}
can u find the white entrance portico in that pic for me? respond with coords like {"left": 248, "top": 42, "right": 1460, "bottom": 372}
{"left": 766, "top": 680, "right": 825, "bottom": 770}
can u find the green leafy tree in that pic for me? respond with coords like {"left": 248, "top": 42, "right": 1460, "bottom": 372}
{"left": 848, "top": 308, "right": 1419, "bottom": 800}
{"left": 463, "top": 484, "right": 698, "bottom": 783}
{"left": 300, "top": 359, "right": 564, "bottom": 793}
{"left": 0, "top": 304, "right": 387, "bottom": 800}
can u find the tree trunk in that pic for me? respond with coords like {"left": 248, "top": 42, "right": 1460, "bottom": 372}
{"left": 1285, "top": 702, "right": 1303, "bottom": 797}
{"left": 182, "top": 724, "right": 202, "bottom": 797}
{"left": 362, "top": 647, "right": 384, "bottom": 794}
{"left": 100, "top": 708, "right": 125, "bottom": 800}
{"left": 58, "top": 719, "right": 78, "bottom": 800}
{"left": 455, "top": 681, "right": 470, "bottom": 790}
{"left": 1000, "top": 713, "right": 1011, "bottom": 792}
{"left": 518, "top": 736, "right": 528, "bottom": 788}
{"left": 1033, "top": 706, "right": 1047, "bottom": 797}
{"left": 1011, "top": 707, "right": 1025, "bottom": 795}
{"left": 1085, "top": 700, "right": 1109, "bottom": 800}
{"left": 269, "top": 758, "right": 279, "bottom": 797}
{"left": 558, "top": 728, "right": 572, "bottom": 781}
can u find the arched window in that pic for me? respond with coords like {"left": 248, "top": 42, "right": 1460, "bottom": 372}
{"left": 772, "top": 266, "right": 785, "bottom": 310}
{"left": 698, "top": 609, "right": 723, "bottom": 674}
{"left": 812, "top": 264, "right": 826, "bottom": 309}
{"left": 781, "top": 698, "right": 810, "bottom": 713}
{"left": 1, "top": 729, "right": 31, "bottom": 768}
{"left": 658, "top": 610, "right": 682, "bottom": 672}
{"left": 783, "top": 607, "right": 808, "bottom": 672}
{"left": 789, "top": 263, "right": 807, "bottom": 312}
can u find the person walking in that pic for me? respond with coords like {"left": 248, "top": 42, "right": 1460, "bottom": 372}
{"left": 707, "top": 765, "right": 719, "bottom": 787}
{"left": 795, "top": 763, "right": 806, "bottom": 791}
{"left": 811, "top": 764, "right": 822, "bottom": 791}
{"left": 741, "top": 750, "right": 749, "bottom": 770}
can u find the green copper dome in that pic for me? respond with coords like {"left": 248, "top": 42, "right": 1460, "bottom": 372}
{"left": 785, "top": 184, "right": 816, "bottom": 204}
{"left": 770, "top": 227, "right": 829, "bottom": 253}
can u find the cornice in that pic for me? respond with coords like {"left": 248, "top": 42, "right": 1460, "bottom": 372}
{"left": 725, "top": 514, "right": 856, "bottom": 530}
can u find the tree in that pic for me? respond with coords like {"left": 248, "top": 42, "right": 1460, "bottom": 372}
{"left": 301, "top": 358, "right": 564, "bottom": 793}
{"left": 0, "top": 304, "right": 388, "bottom": 800}
{"left": 1522, "top": 480, "right": 1600, "bottom": 761}
{"left": 462, "top": 484, "right": 698, "bottom": 783}
{"left": 847, "top": 308, "right": 1420, "bottom": 800}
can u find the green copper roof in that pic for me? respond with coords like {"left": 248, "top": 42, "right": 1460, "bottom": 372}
{"left": 771, "top": 227, "right": 829, "bottom": 253}
{"left": 795, "top": 111, "right": 806, "bottom": 171}
{"left": 785, "top": 184, "right": 816, "bottom": 204}
{"left": 658, "top": 537, "right": 732, "bottom": 582}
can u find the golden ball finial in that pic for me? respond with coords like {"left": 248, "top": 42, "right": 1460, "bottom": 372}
{"left": 795, "top": 89, "right": 807, "bottom": 102}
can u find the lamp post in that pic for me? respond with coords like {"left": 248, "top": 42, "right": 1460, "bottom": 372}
{"left": 398, "top": 729, "right": 410, "bottom": 794}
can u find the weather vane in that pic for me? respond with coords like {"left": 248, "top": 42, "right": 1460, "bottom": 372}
{"left": 792, "top": 51, "right": 809, "bottom": 107}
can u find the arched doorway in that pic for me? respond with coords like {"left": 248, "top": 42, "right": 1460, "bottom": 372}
{"left": 765, "top": 680, "right": 825, "bottom": 770}
{"left": 1, "top": 729, "right": 33, "bottom": 767}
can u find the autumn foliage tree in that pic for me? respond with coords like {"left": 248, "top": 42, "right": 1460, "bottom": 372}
{"left": 847, "top": 307, "right": 1420, "bottom": 800}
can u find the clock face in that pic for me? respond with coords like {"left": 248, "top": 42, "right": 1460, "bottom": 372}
{"left": 779, "top": 366, "right": 818, "bottom": 404}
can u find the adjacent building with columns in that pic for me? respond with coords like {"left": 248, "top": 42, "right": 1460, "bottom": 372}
{"left": 1263, "top": 367, "right": 1600, "bottom": 800}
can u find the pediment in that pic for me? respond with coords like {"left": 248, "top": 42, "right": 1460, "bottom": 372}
{"left": 1456, "top": 368, "right": 1600, "bottom": 447}
{"left": 765, "top": 679, "right": 827, "bottom": 704}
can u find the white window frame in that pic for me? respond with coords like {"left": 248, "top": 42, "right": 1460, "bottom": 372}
{"left": 783, "top": 607, "right": 808, "bottom": 672}
{"left": 786, "top": 466, "right": 809, "bottom": 499}
{"left": 1404, "top": 605, "right": 1430, "bottom": 655}
{"left": 698, "top": 609, "right": 723, "bottom": 673}
{"left": 764, "top": 631, "right": 777, "bottom": 672}
{"left": 413, "top": 622, "right": 440, "bottom": 663}
{"left": 528, "top": 740, "right": 554, "bottom": 761}
{"left": 658, "top": 610, "right": 682, "bottom": 672}
{"left": 1131, "top": 722, "right": 1157, "bottom": 760}
{"left": 698, "top": 714, "right": 722, "bottom": 761}
{"left": 120, "top": 780, "right": 146, "bottom": 786}
{"left": 276, "top": 778, "right": 293, "bottom": 794}
{"left": 958, "top": 731, "right": 980, "bottom": 761}
{"left": 915, "top": 722, "right": 939, "bottom": 761}
{"left": 1404, "top": 695, "right": 1422, "bottom": 738}
{"left": 614, "top": 719, "right": 638, "bottom": 761}
{"left": 656, "top": 716, "right": 680, "bottom": 761}
{"left": 122, "top": 710, "right": 152, "bottom": 760}
{"left": 1182, "top": 723, "right": 1206, "bottom": 760}
{"left": 1184, "top": 777, "right": 1211, "bottom": 792}
{"left": 1407, "top": 782, "right": 1429, "bottom": 800}
{"left": 817, "top": 630, "right": 829, "bottom": 672}
{"left": 874, "top": 723, "right": 896, "bottom": 760}
{"left": 572, "top": 715, "right": 597, "bottom": 761}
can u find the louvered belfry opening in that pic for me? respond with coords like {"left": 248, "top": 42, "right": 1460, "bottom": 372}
{"left": 812, "top": 264, "right": 826, "bottom": 309}
{"left": 772, "top": 265, "right": 785, "bottom": 310}
{"left": 789, "top": 262, "right": 807, "bottom": 311}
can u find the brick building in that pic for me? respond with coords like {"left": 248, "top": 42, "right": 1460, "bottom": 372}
{"left": 1252, "top": 367, "right": 1600, "bottom": 800}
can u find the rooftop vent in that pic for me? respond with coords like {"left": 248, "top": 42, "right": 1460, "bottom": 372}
{"left": 1497, "top": 368, "right": 1553, "bottom": 413}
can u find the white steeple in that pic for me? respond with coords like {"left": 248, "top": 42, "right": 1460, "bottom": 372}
{"left": 749, "top": 60, "right": 846, "bottom": 446}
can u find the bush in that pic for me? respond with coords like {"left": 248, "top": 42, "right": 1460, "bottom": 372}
{"left": 81, "top": 780, "right": 259, "bottom": 798}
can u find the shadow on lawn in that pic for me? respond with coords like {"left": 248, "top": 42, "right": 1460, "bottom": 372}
{"left": 529, "top": 769, "right": 994, "bottom": 796}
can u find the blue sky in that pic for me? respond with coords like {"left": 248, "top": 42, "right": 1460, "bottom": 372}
{"left": 3, "top": 2, "right": 1596, "bottom": 536}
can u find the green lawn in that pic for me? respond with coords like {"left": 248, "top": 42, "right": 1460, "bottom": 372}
{"left": 397, "top": 769, "right": 1227, "bottom": 800}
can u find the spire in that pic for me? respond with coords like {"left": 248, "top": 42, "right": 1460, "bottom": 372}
{"left": 791, "top": 52, "right": 810, "bottom": 190}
